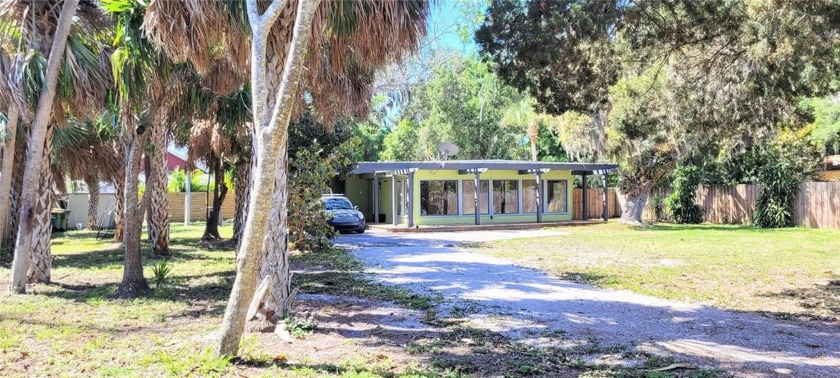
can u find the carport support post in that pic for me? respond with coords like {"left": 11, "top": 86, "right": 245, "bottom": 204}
{"left": 407, "top": 171, "right": 415, "bottom": 227}
{"left": 602, "top": 172, "right": 609, "bottom": 222}
{"left": 474, "top": 171, "right": 481, "bottom": 225}
{"left": 391, "top": 173, "right": 398, "bottom": 226}
{"left": 581, "top": 173, "right": 588, "bottom": 220}
{"left": 373, "top": 173, "right": 379, "bottom": 224}
{"left": 536, "top": 172, "right": 543, "bottom": 223}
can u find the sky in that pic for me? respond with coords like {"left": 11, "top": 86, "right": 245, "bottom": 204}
{"left": 423, "top": 0, "right": 483, "bottom": 55}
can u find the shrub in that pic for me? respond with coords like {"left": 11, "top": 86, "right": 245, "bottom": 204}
{"left": 753, "top": 134, "right": 820, "bottom": 228}
{"left": 665, "top": 165, "right": 703, "bottom": 224}
{"left": 151, "top": 260, "right": 173, "bottom": 289}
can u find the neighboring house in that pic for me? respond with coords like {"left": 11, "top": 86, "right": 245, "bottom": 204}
{"left": 138, "top": 144, "right": 208, "bottom": 182}
{"left": 821, "top": 155, "right": 840, "bottom": 181}
{"left": 344, "top": 160, "right": 618, "bottom": 227}
{"left": 139, "top": 144, "right": 189, "bottom": 173}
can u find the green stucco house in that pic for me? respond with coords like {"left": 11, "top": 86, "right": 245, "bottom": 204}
{"left": 342, "top": 160, "right": 618, "bottom": 227}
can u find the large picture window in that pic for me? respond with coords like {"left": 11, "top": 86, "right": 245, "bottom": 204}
{"left": 420, "top": 181, "right": 457, "bottom": 215}
{"left": 522, "top": 180, "right": 539, "bottom": 213}
{"left": 546, "top": 180, "right": 568, "bottom": 213}
{"left": 493, "top": 180, "right": 519, "bottom": 214}
{"left": 462, "top": 180, "right": 489, "bottom": 215}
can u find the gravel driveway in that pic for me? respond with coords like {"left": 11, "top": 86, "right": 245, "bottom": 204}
{"left": 337, "top": 229, "right": 840, "bottom": 377}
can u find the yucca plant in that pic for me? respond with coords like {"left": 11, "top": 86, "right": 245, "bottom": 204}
{"left": 150, "top": 260, "right": 172, "bottom": 289}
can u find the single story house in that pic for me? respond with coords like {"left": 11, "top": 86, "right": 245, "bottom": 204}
{"left": 343, "top": 160, "right": 618, "bottom": 227}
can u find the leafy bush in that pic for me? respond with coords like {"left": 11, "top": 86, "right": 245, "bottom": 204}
{"left": 168, "top": 168, "right": 187, "bottom": 192}
{"left": 665, "top": 165, "right": 704, "bottom": 224}
{"left": 649, "top": 192, "right": 665, "bottom": 221}
{"left": 287, "top": 112, "right": 360, "bottom": 252}
{"left": 753, "top": 134, "right": 820, "bottom": 228}
{"left": 168, "top": 168, "right": 215, "bottom": 193}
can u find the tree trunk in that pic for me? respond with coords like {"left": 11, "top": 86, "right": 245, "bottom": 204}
{"left": 9, "top": 0, "right": 78, "bottom": 294}
{"left": 620, "top": 189, "right": 650, "bottom": 225}
{"left": 113, "top": 172, "right": 125, "bottom": 240}
{"left": 203, "top": 157, "right": 229, "bottom": 240}
{"left": 8, "top": 128, "right": 26, "bottom": 248}
{"left": 113, "top": 127, "right": 150, "bottom": 298}
{"left": 232, "top": 154, "right": 251, "bottom": 244}
{"left": 0, "top": 105, "right": 19, "bottom": 246}
{"left": 28, "top": 124, "right": 55, "bottom": 284}
{"left": 84, "top": 173, "right": 99, "bottom": 229}
{"left": 147, "top": 124, "right": 170, "bottom": 255}
{"left": 215, "top": 0, "right": 319, "bottom": 357}
{"left": 527, "top": 122, "right": 538, "bottom": 161}
{"left": 250, "top": 148, "right": 293, "bottom": 330}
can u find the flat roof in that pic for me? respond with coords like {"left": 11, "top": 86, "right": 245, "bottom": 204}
{"left": 351, "top": 160, "right": 618, "bottom": 175}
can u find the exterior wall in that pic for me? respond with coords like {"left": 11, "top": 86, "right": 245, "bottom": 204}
{"left": 410, "top": 169, "right": 573, "bottom": 226}
{"left": 345, "top": 176, "right": 371, "bottom": 219}
{"left": 66, "top": 193, "right": 117, "bottom": 229}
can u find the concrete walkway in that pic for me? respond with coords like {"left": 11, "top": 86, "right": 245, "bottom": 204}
{"left": 337, "top": 229, "right": 840, "bottom": 378}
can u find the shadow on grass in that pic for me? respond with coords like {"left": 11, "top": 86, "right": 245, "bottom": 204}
{"left": 757, "top": 277, "right": 840, "bottom": 323}
{"left": 628, "top": 223, "right": 764, "bottom": 233}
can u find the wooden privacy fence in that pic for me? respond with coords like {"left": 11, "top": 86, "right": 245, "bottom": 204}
{"left": 167, "top": 192, "right": 236, "bottom": 222}
{"left": 572, "top": 188, "right": 620, "bottom": 220}
{"left": 622, "top": 182, "right": 840, "bottom": 229}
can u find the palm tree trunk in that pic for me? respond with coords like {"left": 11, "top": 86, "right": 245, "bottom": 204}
{"left": 251, "top": 147, "right": 293, "bottom": 329}
{"left": 232, "top": 154, "right": 251, "bottom": 244}
{"left": 8, "top": 129, "right": 26, "bottom": 248}
{"left": 9, "top": 0, "right": 79, "bottom": 294}
{"left": 109, "top": 140, "right": 126, "bottom": 240}
{"left": 203, "top": 157, "right": 228, "bottom": 240}
{"left": 0, "top": 105, "right": 19, "bottom": 246}
{"left": 215, "top": 0, "right": 319, "bottom": 357}
{"left": 147, "top": 124, "right": 170, "bottom": 255}
{"left": 84, "top": 173, "right": 99, "bottom": 229}
{"left": 529, "top": 120, "right": 540, "bottom": 161}
{"left": 28, "top": 124, "right": 55, "bottom": 284}
{"left": 114, "top": 126, "right": 151, "bottom": 298}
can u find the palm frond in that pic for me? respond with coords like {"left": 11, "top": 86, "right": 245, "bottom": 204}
{"left": 142, "top": 0, "right": 431, "bottom": 123}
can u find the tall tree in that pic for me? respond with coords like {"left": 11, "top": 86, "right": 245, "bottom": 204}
{"left": 146, "top": 123, "right": 170, "bottom": 255}
{"left": 8, "top": 0, "right": 79, "bottom": 292}
{"left": 477, "top": 0, "right": 840, "bottom": 223}
{"left": 143, "top": 0, "right": 430, "bottom": 356}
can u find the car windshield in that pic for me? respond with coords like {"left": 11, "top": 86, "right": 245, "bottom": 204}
{"left": 323, "top": 197, "right": 353, "bottom": 210}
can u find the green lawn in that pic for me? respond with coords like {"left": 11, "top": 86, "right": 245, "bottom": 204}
{"left": 0, "top": 225, "right": 454, "bottom": 377}
{"left": 0, "top": 223, "right": 737, "bottom": 377}
{"left": 469, "top": 222, "right": 840, "bottom": 321}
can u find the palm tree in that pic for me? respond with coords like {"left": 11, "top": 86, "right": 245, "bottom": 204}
{"left": 50, "top": 115, "right": 121, "bottom": 231}
{"left": 143, "top": 0, "right": 431, "bottom": 355}
{"left": 170, "top": 87, "right": 251, "bottom": 241}
{"left": 501, "top": 98, "right": 560, "bottom": 161}
{"left": 0, "top": 49, "right": 24, "bottom": 247}
{"left": 4, "top": 0, "right": 111, "bottom": 292}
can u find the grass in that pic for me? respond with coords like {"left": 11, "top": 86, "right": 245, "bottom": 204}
{"left": 0, "top": 224, "right": 450, "bottom": 377}
{"left": 468, "top": 222, "right": 840, "bottom": 320}
{"left": 0, "top": 223, "right": 734, "bottom": 377}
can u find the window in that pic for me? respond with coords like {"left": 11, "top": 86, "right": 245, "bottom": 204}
{"left": 322, "top": 197, "right": 353, "bottom": 210}
{"left": 462, "top": 180, "right": 489, "bottom": 214}
{"left": 522, "top": 180, "right": 539, "bottom": 213}
{"left": 420, "top": 181, "right": 457, "bottom": 215}
{"left": 493, "top": 180, "right": 519, "bottom": 214}
{"left": 546, "top": 180, "right": 568, "bottom": 213}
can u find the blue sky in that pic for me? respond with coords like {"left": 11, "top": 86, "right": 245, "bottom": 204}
{"left": 424, "top": 0, "right": 483, "bottom": 55}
